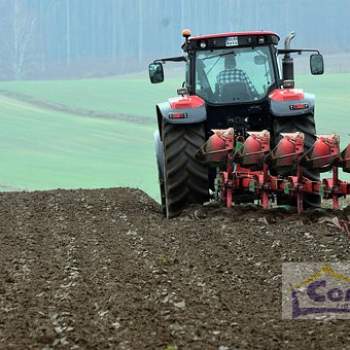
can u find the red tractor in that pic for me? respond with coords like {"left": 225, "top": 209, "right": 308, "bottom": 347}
{"left": 149, "top": 30, "right": 350, "bottom": 218}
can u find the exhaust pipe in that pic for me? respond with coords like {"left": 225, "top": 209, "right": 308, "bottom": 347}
{"left": 282, "top": 32, "right": 296, "bottom": 88}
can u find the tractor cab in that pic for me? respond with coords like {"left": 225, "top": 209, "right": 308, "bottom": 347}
{"left": 184, "top": 31, "right": 280, "bottom": 105}
{"left": 184, "top": 31, "right": 282, "bottom": 134}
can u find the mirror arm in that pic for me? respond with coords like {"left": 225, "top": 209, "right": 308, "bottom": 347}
{"left": 154, "top": 56, "right": 187, "bottom": 64}
{"left": 278, "top": 49, "right": 320, "bottom": 55}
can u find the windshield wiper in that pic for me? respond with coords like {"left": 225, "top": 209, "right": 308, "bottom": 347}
{"left": 200, "top": 50, "right": 236, "bottom": 77}
{"left": 200, "top": 50, "right": 235, "bottom": 61}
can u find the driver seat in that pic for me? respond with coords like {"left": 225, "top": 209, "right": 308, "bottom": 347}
{"left": 220, "top": 82, "right": 251, "bottom": 102}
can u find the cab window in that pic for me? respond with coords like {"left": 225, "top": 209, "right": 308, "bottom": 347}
{"left": 195, "top": 46, "right": 276, "bottom": 104}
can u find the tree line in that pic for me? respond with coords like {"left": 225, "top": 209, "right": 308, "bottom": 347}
{"left": 0, "top": 0, "right": 348, "bottom": 80}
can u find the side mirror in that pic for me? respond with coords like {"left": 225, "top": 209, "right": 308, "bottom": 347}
{"left": 149, "top": 62, "right": 164, "bottom": 84}
{"left": 310, "top": 54, "right": 324, "bottom": 75}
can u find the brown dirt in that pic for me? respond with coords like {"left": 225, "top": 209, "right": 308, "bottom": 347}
{"left": 0, "top": 188, "right": 350, "bottom": 350}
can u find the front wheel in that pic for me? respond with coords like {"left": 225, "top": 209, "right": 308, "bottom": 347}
{"left": 162, "top": 122, "right": 209, "bottom": 218}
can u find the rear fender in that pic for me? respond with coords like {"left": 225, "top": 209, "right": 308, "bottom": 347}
{"left": 156, "top": 95, "right": 207, "bottom": 139}
{"left": 269, "top": 88, "right": 315, "bottom": 117}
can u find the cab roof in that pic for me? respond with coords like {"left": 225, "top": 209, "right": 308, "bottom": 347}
{"left": 190, "top": 31, "right": 280, "bottom": 41}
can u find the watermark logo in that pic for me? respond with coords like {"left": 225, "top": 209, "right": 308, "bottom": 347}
{"left": 282, "top": 262, "right": 350, "bottom": 319}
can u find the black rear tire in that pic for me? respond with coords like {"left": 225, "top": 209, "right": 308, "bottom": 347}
{"left": 162, "top": 122, "right": 209, "bottom": 218}
{"left": 273, "top": 114, "right": 321, "bottom": 208}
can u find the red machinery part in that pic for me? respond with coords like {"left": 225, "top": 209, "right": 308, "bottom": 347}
{"left": 202, "top": 128, "right": 234, "bottom": 163}
{"left": 240, "top": 130, "right": 270, "bottom": 168}
{"left": 169, "top": 95, "right": 204, "bottom": 110}
{"left": 307, "top": 135, "right": 340, "bottom": 171}
{"left": 190, "top": 31, "right": 279, "bottom": 41}
{"left": 272, "top": 132, "right": 304, "bottom": 168}
{"left": 269, "top": 88, "right": 305, "bottom": 102}
{"left": 210, "top": 129, "right": 350, "bottom": 213}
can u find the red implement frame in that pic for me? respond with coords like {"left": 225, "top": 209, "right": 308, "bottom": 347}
{"left": 215, "top": 131, "right": 350, "bottom": 213}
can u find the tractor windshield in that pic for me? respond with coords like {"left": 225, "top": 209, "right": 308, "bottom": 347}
{"left": 195, "top": 46, "right": 276, "bottom": 104}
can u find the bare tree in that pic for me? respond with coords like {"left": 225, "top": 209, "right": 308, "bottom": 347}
{"left": 65, "top": 0, "right": 71, "bottom": 66}
{"left": 0, "top": 0, "right": 38, "bottom": 80}
{"left": 12, "top": 0, "right": 38, "bottom": 79}
{"left": 0, "top": 0, "right": 349, "bottom": 79}
{"left": 0, "top": 0, "right": 13, "bottom": 79}
{"left": 138, "top": 0, "right": 143, "bottom": 64}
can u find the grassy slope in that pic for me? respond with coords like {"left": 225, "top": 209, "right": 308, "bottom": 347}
{"left": 0, "top": 74, "right": 182, "bottom": 118}
{"left": 0, "top": 72, "right": 349, "bottom": 136}
{"left": 297, "top": 74, "right": 350, "bottom": 142}
{"left": 0, "top": 95, "right": 157, "bottom": 197}
{"left": 0, "top": 72, "right": 349, "bottom": 197}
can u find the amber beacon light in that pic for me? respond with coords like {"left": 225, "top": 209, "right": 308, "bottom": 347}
{"left": 182, "top": 29, "right": 192, "bottom": 38}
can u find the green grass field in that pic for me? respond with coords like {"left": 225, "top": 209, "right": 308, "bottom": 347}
{"left": 1, "top": 73, "right": 348, "bottom": 133}
{"left": 0, "top": 94, "right": 157, "bottom": 196}
{"left": 0, "top": 73, "right": 182, "bottom": 119}
{"left": 0, "top": 72, "right": 349, "bottom": 198}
